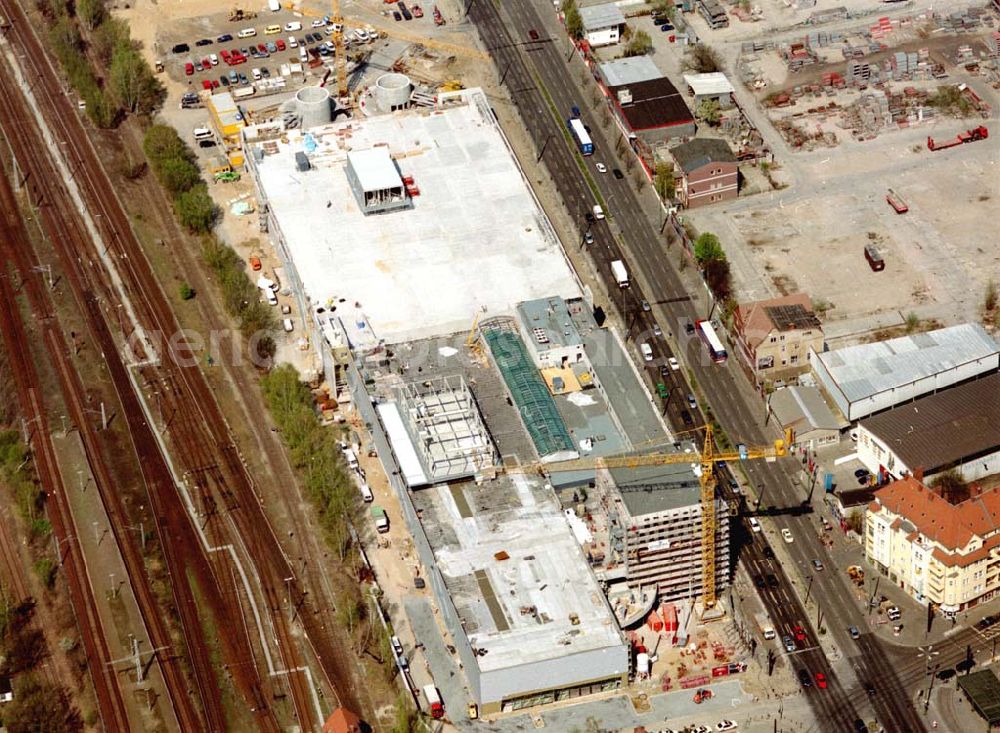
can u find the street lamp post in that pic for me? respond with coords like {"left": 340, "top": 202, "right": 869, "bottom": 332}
{"left": 925, "top": 662, "right": 940, "bottom": 713}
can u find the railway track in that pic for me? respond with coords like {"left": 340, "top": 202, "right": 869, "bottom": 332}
{"left": 0, "top": 183, "right": 130, "bottom": 731}
{"left": 0, "top": 41, "right": 239, "bottom": 733}
{"left": 0, "top": 0, "right": 354, "bottom": 727}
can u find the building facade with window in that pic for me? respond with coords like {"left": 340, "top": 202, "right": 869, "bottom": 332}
{"left": 733, "top": 293, "right": 823, "bottom": 387}
{"left": 669, "top": 138, "right": 738, "bottom": 208}
{"left": 866, "top": 477, "right": 1000, "bottom": 615}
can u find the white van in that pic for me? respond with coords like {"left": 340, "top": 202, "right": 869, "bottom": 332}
{"left": 640, "top": 343, "right": 653, "bottom": 361}
{"left": 193, "top": 127, "right": 213, "bottom": 140}
{"left": 360, "top": 483, "right": 374, "bottom": 502}
{"left": 592, "top": 204, "right": 605, "bottom": 220}
{"left": 282, "top": 318, "right": 293, "bottom": 332}
{"left": 342, "top": 447, "right": 359, "bottom": 471}
{"left": 353, "top": 28, "right": 369, "bottom": 42}
{"left": 265, "top": 289, "right": 278, "bottom": 306}
{"left": 284, "top": 21, "right": 302, "bottom": 31}
{"left": 268, "top": 0, "right": 280, "bottom": 10}
{"left": 237, "top": 27, "right": 257, "bottom": 38}
{"left": 252, "top": 67, "right": 262, "bottom": 81}
{"left": 298, "top": 46, "right": 308, "bottom": 62}
{"left": 288, "top": 35, "right": 298, "bottom": 48}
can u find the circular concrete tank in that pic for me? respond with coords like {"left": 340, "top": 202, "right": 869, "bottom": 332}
{"left": 374, "top": 73, "right": 412, "bottom": 113}
{"left": 295, "top": 85, "right": 334, "bottom": 129}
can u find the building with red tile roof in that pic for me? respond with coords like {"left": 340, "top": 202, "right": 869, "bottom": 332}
{"left": 322, "top": 707, "right": 363, "bottom": 733}
{"left": 732, "top": 293, "right": 823, "bottom": 387}
{"left": 866, "top": 476, "right": 1000, "bottom": 615}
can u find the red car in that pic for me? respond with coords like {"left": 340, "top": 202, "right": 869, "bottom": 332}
{"left": 202, "top": 57, "right": 212, "bottom": 69}
{"left": 220, "top": 49, "right": 231, "bottom": 63}
{"left": 815, "top": 672, "right": 827, "bottom": 689}
{"left": 184, "top": 62, "right": 194, "bottom": 75}
{"left": 275, "top": 38, "right": 286, "bottom": 51}
{"left": 528, "top": 28, "right": 539, "bottom": 40}
{"left": 257, "top": 43, "right": 268, "bottom": 53}
{"left": 201, "top": 79, "right": 213, "bottom": 90}
{"left": 793, "top": 625, "right": 807, "bottom": 644}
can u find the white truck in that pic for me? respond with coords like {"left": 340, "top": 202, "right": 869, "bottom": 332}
{"left": 755, "top": 611, "right": 776, "bottom": 641}
{"left": 611, "top": 259, "right": 629, "bottom": 289}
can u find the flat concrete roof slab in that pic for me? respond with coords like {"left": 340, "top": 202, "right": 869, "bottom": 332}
{"left": 248, "top": 89, "right": 580, "bottom": 344}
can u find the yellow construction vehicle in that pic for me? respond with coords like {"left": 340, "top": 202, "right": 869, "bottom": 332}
{"left": 439, "top": 79, "right": 464, "bottom": 92}
{"left": 509, "top": 424, "right": 791, "bottom": 611}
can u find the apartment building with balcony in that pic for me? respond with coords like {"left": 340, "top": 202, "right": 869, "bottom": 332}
{"left": 866, "top": 476, "right": 1000, "bottom": 615}
{"left": 595, "top": 454, "right": 730, "bottom": 603}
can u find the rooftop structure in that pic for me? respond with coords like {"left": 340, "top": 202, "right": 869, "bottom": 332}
{"left": 857, "top": 373, "right": 1000, "bottom": 483}
{"left": 414, "top": 473, "right": 629, "bottom": 714}
{"left": 379, "top": 375, "right": 498, "bottom": 487}
{"left": 599, "top": 56, "right": 663, "bottom": 88}
{"left": 606, "top": 77, "right": 694, "bottom": 139}
{"left": 768, "top": 386, "right": 842, "bottom": 449}
{"left": 809, "top": 323, "right": 1000, "bottom": 422}
{"left": 670, "top": 138, "right": 738, "bottom": 173}
{"left": 516, "top": 296, "right": 585, "bottom": 370}
{"left": 683, "top": 72, "right": 735, "bottom": 99}
{"left": 244, "top": 89, "right": 580, "bottom": 345}
{"left": 344, "top": 147, "right": 408, "bottom": 214}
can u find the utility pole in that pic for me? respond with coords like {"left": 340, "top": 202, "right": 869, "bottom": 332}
{"left": 805, "top": 574, "right": 814, "bottom": 605}
{"left": 925, "top": 662, "right": 940, "bottom": 712}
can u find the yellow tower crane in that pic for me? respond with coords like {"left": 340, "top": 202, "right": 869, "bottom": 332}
{"left": 329, "top": 0, "right": 348, "bottom": 100}
{"left": 510, "top": 425, "right": 791, "bottom": 611}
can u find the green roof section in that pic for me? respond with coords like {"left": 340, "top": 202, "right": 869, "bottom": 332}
{"left": 959, "top": 669, "right": 1000, "bottom": 725}
{"left": 484, "top": 330, "right": 575, "bottom": 459}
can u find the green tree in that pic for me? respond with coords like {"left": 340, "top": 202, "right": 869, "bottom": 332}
{"left": 155, "top": 157, "right": 200, "bottom": 195}
{"left": 76, "top": 0, "right": 105, "bottom": 30}
{"left": 696, "top": 98, "right": 722, "bottom": 125}
{"left": 143, "top": 124, "right": 191, "bottom": 166}
{"left": 930, "top": 470, "right": 970, "bottom": 504}
{"left": 110, "top": 46, "right": 165, "bottom": 114}
{"left": 624, "top": 29, "right": 652, "bottom": 57}
{"left": 704, "top": 257, "right": 732, "bottom": 300}
{"left": 693, "top": 231, "right": 725, "bottom": 265}
{"left": 562, "top": 0, "right": 583, "bottom": 40}
{"left": 4, "top": 676, "right": 82, "bottom": 733}
{"left": 179, "top": 282, "right": 195, "bottom": 300}
{"left": 654, "top": 162, "right": 675, "bottom": 201}
{"left": 90, "top": 17, "right": 130, "bottom": 66}
{"left": 175, "top": 185, "right": 217, "bottom": 233}
{"left": 845, "top": 510, "right": 864, "bottom": 535}
{"left": 683, "top": 44, "right": 722, "bottom": 73}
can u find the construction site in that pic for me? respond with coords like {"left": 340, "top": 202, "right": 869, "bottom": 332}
{"left": 738, "top": 5, "right": 998, "bottom": 149}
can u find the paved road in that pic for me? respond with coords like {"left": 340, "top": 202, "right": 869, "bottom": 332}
{"left": 470, "top": 2, "right": 931, "bottom": 731}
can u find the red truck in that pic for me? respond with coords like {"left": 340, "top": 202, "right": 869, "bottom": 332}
{"left": 927, "top": 125, "right": 988, "bottom": 151}
{"left": 423, "top": 685, "right": 444, "bottom": 719}
{"left": 885, "top": 188, "right": 908, "bottom": 214}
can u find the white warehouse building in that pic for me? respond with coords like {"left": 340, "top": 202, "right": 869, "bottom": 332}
{"left": 808, "top": 323, "right": 1000, "bottom": 422}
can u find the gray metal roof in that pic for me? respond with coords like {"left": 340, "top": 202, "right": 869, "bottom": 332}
{"left": 861, "top": 373, "right": 1000, "bottom": 474}
{"left": 814, "top": 323, "right": 1000, "bottom": 404}
{"left": 769, "top": 386, "right": 842, "bottom": 433}
{"left": 579, "top": 2, "right": 626, "bottom": 31}
{"left": 599, "top": 56, "right": 663, "bottom": 87}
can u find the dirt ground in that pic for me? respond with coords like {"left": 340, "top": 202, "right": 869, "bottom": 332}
{"left": 687, "top": 119, "right": 999, "bottom": 342}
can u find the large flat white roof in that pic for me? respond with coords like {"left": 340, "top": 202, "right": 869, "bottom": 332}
{"left": 418, "top": 474, "right": 625, "bottom": 672}
{"left": 247, "top": 89, "right": 580, "bottom": 344}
